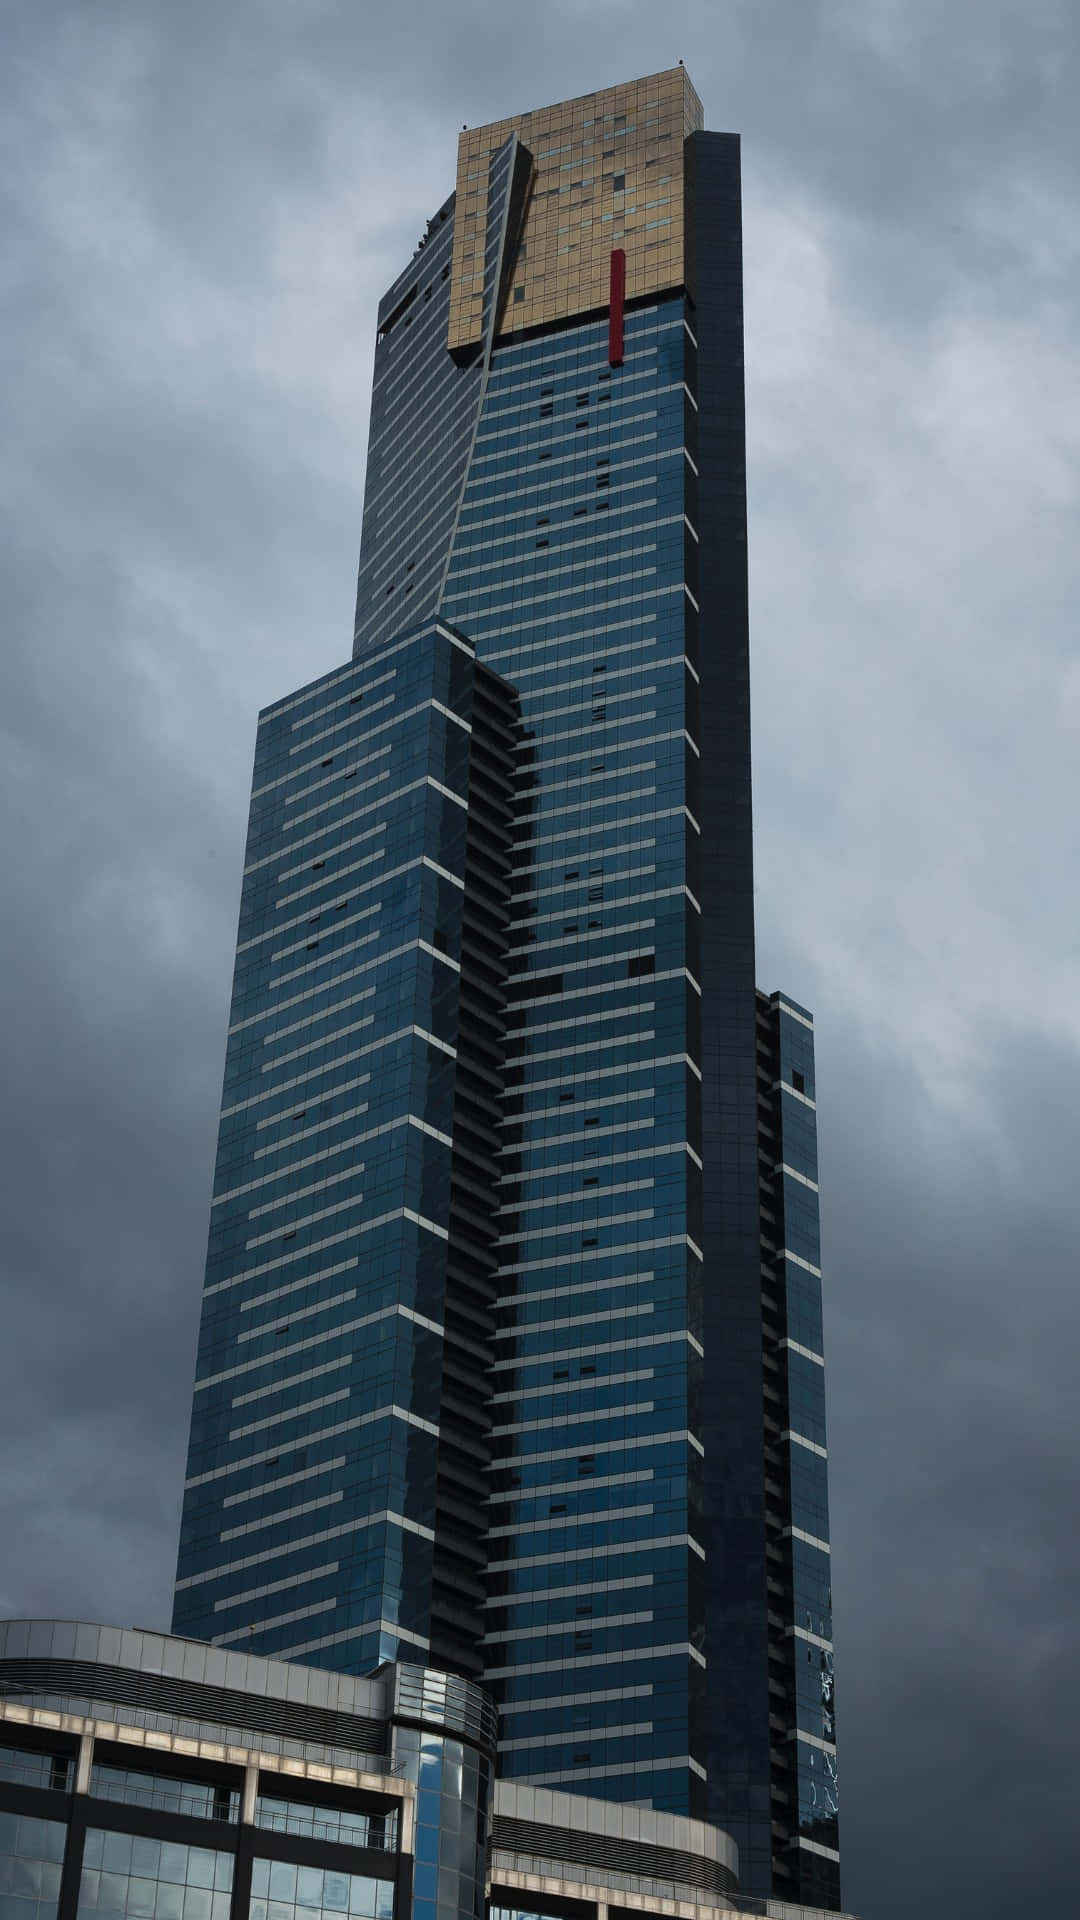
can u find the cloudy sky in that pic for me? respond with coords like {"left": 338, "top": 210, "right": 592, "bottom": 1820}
{"left": 2, "top": 2, "right": 1078, "bottom": 1914}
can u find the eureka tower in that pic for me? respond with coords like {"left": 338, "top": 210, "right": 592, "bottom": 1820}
{"left": 171, "top": 68, "right": 840, "bottom": 1913}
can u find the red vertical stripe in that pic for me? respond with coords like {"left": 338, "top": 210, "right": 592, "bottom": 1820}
{"left": 608, "top": 247, "right": 626, "bottom": 366}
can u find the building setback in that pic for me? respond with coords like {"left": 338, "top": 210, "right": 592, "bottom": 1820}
{"left": 171, "top": 68, "right": 839, "bottom": 1912}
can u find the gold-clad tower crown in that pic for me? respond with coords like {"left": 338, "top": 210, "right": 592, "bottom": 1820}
{"left": 448, "top": 66, "right": 703, "bottom": 352}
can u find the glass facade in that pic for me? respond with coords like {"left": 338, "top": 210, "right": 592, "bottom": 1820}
{"left": 391, "top": 1730, "right": 487, "bottom": 1920}
{"left": 170, "top": 66, "right": 840, "bottom": 1912}
{"left": 88, "top": 1773, "right": 238, "bottom": 1827}
{"left": 0, "top": 1749, "right": 69, "bottom": 1795}
{"left": 0, "top": 1751, "right": 404, "bottom": 1920}
{"left": 247, "top": 1858, "right": 391, "bottom": 1920}
{"left": 172, "top": 621, "right": 516, "bottom": 1675}
{"left": 0, "top": 1635, "right": 495, "bottom": 1920}
{"left": 444, "top": 296, "right": 705, "bottom": 1817}
{"left": 78, "top": 1833, "right": 234, "bottom": 1920}
{"left": 2, "top": 1627, "right": 828, "bottom": 1920}
{"left": 387, "top": 1666, "right": 495, "bottom": 1920}
{"left": 755, "top": 994, "right": 838, "bottom": 1909}
{"left": 685, "top": 131, "right": 775, "bottom": 1901}
{"left": 252, "top": 1805, "right": 394, "bottom": 1855}
{"left": 346, "top": 104, "right": 710, "bottom": 1817}
{"left": 354, "top": 200, "right": 477, "bottom": 657}
{"left": 0, "top": 1811, "right": 65, "bottom": 1920}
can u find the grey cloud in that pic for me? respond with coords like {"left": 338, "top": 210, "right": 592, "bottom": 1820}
{"left": 2, "top": 4, "right": 1078, "bottom": 1917}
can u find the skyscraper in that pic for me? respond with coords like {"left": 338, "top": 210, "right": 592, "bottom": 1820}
{"left": 172, "top": 68, "right": 838, "bottom": 1912}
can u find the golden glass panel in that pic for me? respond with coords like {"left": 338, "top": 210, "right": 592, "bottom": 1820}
{"left": 447, "top": 66, "right": 702, "bottom": 352}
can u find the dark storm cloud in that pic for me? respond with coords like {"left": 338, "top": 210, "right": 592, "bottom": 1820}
{"left": 2, "top": 5, "right": 1077, "bottom": 1917}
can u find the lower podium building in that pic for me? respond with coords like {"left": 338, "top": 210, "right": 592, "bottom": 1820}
{"left": 0, "top": 1625, "right": 852, "bottom": 1920}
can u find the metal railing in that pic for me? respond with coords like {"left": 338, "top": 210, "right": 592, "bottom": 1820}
{"left": 0, "top": 1751, "right": 71, "bottom": 1792}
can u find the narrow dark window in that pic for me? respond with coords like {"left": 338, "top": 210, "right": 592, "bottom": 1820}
{"left": 792, "top": 1070, "right": 806, "bottom": 1094}
{"left": 627, "top": 953, "right": 655, "bottom": 977}
{"left": 530, "top": 972, "right": 563, "bottom": 996}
